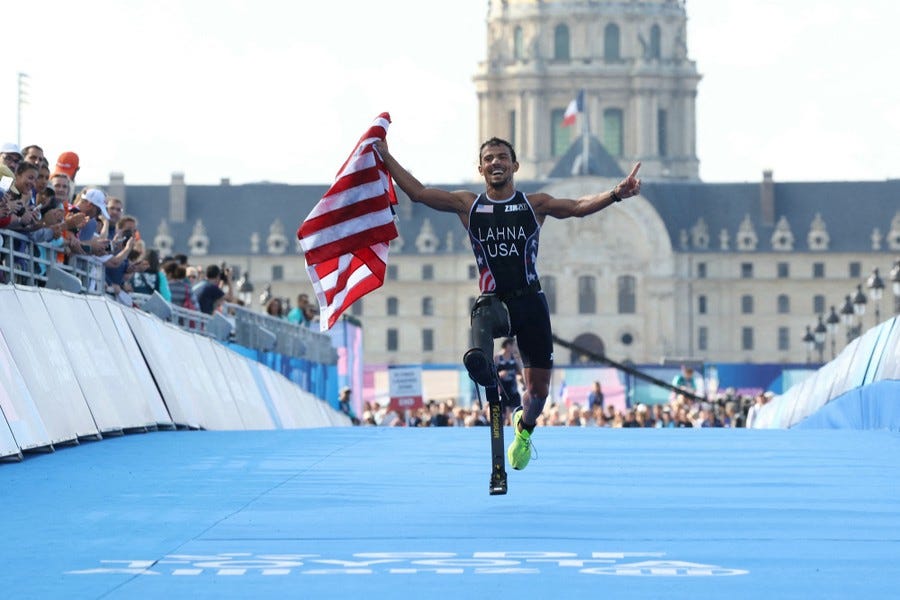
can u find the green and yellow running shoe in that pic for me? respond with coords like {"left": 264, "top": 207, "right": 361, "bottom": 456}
{"left": 507, "top": 408, "right": 533, "bottom": 470}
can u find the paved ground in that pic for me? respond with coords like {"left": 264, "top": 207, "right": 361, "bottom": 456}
{"left": 2, "top": 426, "right": 898, "bottom": 599}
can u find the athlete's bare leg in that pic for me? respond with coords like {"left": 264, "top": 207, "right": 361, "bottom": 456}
{"left": 520, "top": 366, "right": 551, "bottom": 429}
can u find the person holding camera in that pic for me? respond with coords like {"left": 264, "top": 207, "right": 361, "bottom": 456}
{"left": 101, "top": 215, "right": 141, "bottom": 292}
{"left": 195, "top": 263, "right": 234, "bottom": 315}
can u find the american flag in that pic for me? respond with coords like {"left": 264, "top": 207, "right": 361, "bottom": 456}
{"left": 298, "top": 112, "right": 398, "bottom": 331}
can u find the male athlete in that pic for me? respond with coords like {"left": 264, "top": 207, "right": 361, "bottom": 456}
{"left": 375, "top": 137, "right": 641, "bottom": 470}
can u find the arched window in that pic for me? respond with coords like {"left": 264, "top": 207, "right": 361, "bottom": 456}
{"left": 617, "top": 275, "right": 636, "bottom": 314}
{"left": 387, "top": 297, "right": 398, "bottom": 316}
{"left": 554, "top": 24, "right": 570, "bottom": 60}
{"left": 604, "top": 23, "right": 620, "bottom": 60}
{"left": 603, "top": 108, "right": 624, "bottom": 157}
{"left": 514, "top": 26, "right": 524, "bottom": 60}
{"left": 578, "top": 275, "right": 596, "bottom": 314}
{"left": 551, "top": 108, "right": 573, "bottom": 157}
{"left": 541, "top": 275, "right": 557, "bottom": 314}
{"left": 571, "top": 333, "right": 605, "bottom": 364}
{"left": 650, "top": 24, "right": 661, "bottom": 59}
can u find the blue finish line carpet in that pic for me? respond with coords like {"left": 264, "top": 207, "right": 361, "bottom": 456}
{"left": 2, "top": 427, "right": 898, "bottom": 599}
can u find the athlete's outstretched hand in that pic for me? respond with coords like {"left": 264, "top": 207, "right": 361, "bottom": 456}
{"left": 615, "top": 162, "right": 642, "bottom": 199}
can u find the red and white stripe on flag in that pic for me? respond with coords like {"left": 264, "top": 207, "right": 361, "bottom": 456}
{"left": 298, "top": 112, "right": 398, "bottom": 331}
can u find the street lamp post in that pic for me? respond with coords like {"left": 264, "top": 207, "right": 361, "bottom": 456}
{"left": 802, "top": 326, "right": 815, "bottom": 365}
{"left": 866, "top": 268, "right": 884, "bottom": 326}
{"left": 813, "top": 314, "right": 827, "bottom": 363}
{"left": 840, "top": 294, "right": 857, "bottom": 343}
{"left": 237, "top": 271, "right": 255, "bottom": 306}
{"left": 826, "top": 305, "right": 840, "bottom": 359}
{"left": 852, "top": 284, "right": 867, "bottom": 319}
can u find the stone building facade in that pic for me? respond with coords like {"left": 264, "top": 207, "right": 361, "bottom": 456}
{"left": 101, "top": 1, "right": 900, "bottom": 368}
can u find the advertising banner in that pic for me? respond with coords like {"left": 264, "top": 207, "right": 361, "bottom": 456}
{"left": 388, "top": 365, "right": 423, "bottom": 412}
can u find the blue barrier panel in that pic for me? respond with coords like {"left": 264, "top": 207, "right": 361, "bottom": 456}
{"left": 793, "top": 380, "right": 900, "bottom": 430}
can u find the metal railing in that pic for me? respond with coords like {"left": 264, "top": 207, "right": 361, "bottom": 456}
{"left": 2, "top": 226, "right": 336, "bottom": 363}
{"left": 0, "top": 228, "right": 105, "bottom": 292}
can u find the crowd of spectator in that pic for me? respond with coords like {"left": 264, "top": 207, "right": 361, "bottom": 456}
{"left": 354, "top": 388, "right": 772, "bottom": 429}
{"left": 0, "top": 143, "right": 266, "bottom": 319}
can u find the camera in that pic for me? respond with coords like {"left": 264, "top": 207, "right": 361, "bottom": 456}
{"left": 14, "top": 204, "right": 26, "bottom": 217}
{"left": 121, "top": 229, "right": 134, "bottom": 241}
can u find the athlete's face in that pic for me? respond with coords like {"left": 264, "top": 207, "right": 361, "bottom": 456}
{"left": 478, "top": 144, "right": 518, "bottom": 190}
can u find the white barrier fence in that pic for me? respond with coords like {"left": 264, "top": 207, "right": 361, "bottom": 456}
{"left": 755, "top": 315, "right": 899, "bottom": 429}
{"left": 0, "top": 286, "right": 350, "bottom": 461}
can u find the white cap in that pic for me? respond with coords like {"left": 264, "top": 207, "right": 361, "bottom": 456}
{"left": 80, "top": 188, "right": 110, "bottom": 220}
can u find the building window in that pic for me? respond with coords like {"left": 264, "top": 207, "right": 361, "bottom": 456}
{"left": 741, "top": 295, "right": 754, "bottom": 314}
{"left": 387, "top": 328, "right": 398, "bottom": 351}
{"left": 777, "top": 262, "right": 790, "bottom": 278}
{"left": 542, "top": 275, "right": 556, "bottom": 314}
{"left": 740, "top": 262, "right": 753, "bottom": 278}
{"left": 698, "top": 326, "right": 708, "bottom": 352}
{"left": 698, "top": 295, "right": 707, "bottom": 314}
{"left": 813, "top": 262, "right": 825, "bottom": 278}
{"left": 657, "top": 109, "right": 668, "bottom": 157}
{"left": 513, "top": 26, "right": 524, "bottom": 60}
{"left": 603, "top": 108, "right": 624, "bottom": 157}
{"left": 387, "top": 297, "right": 398, "bottom": 316}
{"left": 553, "top": 24, "right": 570, "bottom": 60}
{"left": 617, "top": 275, "right": 636, "bottom": 314}
{"left": 813, "top": 294, "right": 825, "bottom": 314}
{"left": 742, "top": 327, "right": 754, "bottom": 350}
{"left": 649, "top": 24, "right": 661, "bottom": 59}
{"left": 351, "top": 299, "right": 363, "bottom": 316}
{"left": 468, "top": 264, "right": 477, "bottom": 279}
{"left": 697, "top": 262, "right": 707, "bottom": 279}
{"left": 387, "top": 265, "right": 398, "bottom": 280}
{"left": 422, "top": 297, "right": 433, "bottom": 316}
{"left": 778, "top": 326, "right": 790, "bottom": 351}
{"left": 271, "top": 265, "right": 283, "bottom": 281}
{"left": 551, "top": 108, "right": 572, "bottom": 158}
{"left": 508, "top": 110, "right": 516, "bottom": 150}
{"left": 849, "top": 262, "right": 861, "bottom": 278}
{"left": 777, "top": 294, "right": 790, "bottom": 314}
{"left": 578, "top": 275, "right": 596, "bottom": 314}
{"left": 422, "top": 264, "right": 434, "bottom": 280}
{"left": 604, "top": 23, "right": 620, "bottom": 60}
{"left": 422, "top": 329, "right": 434, "bottom": 352}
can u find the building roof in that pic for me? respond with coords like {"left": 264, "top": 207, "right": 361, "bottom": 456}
{"left": 118, "top": 176, "right": 900, "bottom": 258}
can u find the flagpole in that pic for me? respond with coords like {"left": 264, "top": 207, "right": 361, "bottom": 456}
{"left": 580, "top": 92, "right": 589, "bottom": 175}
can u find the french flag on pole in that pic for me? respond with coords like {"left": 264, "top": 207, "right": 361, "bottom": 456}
{"left": 562, "top": 90, "right": 584, "bottom": 127}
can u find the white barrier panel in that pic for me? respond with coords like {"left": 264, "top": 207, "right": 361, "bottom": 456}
{"left": 122, "top": 310, "right": 204, "bottom": 428}
{"left": 87, "top": 297, "right": 173, "bottom": 428}
{"left": 254, "top": 364, "right": 350, "bottom": 428}
{"left": 252, "top": 363, "right": 315, "bottom": 428}
{"left": 0, "top": 328, "right": 51, "bottom": 452}
{"left": 209, "top": 343, "right": 275, "bottom": 430}
{"left": 0, "top": 406, "right": 19, "bottom": 459}
{"left": 188, "top": 335, "right": 262, "bottom": 430}
{"left": 40, "top": 289, "right": 145, "bottom": 433}
{"left": 757, "top": 316, "right": 899, "bottom": 429}
{"left": 0, "top": 287, "right": 99, "bottom": 445}
{"left": 872, "top": 318, "right": 900, "bottom": 380}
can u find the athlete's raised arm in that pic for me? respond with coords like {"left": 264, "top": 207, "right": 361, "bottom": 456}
{"left": 374, "top": 140, "right": 475, "bottom": 215}
{"left": 532, "top": 162, "right": 642, "bottom": 219}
